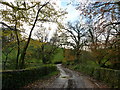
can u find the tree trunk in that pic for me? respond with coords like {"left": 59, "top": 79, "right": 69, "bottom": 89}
{"left": 3, "top": 55, "right": 8, "bottom": 70}
{"left": 74, "top": 47, "right": 80, "bottom": 63}
{"left": 41, "top": 45, "right": 46, "bottom": 64}
{"left": 14, "top": 19, "right": 20, "bottom": 69}
{"left": 19, "top": 2, "right": 49, "bottom": 69}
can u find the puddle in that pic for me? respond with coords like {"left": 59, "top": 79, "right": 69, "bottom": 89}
{"left": 61, "top": 75, "right": 69, "bottom": 78}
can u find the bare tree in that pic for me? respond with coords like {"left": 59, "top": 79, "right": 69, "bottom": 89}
{"left": 65, "top": 21, "right": 87, "bottom": 63}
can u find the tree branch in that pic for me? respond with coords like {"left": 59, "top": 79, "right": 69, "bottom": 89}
{"left": 19, "top": 2, "right": 49, "bottom": 68}
{"left": 0, "top": 2, "right": 38, "bottom": 10}
{"left": 104, "top": 22, "right": 120, "bottom": 28}
{"left": 0, "top": 22, "right": 15, "bottom": 31}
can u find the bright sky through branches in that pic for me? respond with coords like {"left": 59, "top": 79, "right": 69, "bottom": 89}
{"left": 4, "top": 0, "right": 80, "bottom": 22}
{"left": 60, "top": 0, "right": 80, "bottom": 22}
{"left": 1, "top": 0, "right": 84, "bottom": 40}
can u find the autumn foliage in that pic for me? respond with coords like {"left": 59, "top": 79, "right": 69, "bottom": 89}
{"left": 64, "top": 49, "right": 75, "bottom": 61}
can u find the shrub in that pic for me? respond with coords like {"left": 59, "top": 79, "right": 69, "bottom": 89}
{"left": 93, "top": 68, "right": 120, "bottom": 88}
{"left": 67, "top": 61, "right": 120, "bottom": 88}
{"left": 2, "top": 64, "right": 57, "bottom": 89}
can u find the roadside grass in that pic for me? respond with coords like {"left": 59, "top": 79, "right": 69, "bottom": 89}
{"left": 32, "top": 70, "right": 59, "bottom": 81}
{"left": 66, "top": 60, "right": 99, "bottom": 76}
{"left": 25, "top": 58, "right": 43, "bottom": 68}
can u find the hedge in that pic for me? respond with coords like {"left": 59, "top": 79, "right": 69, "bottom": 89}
{"left": 1, "top": 64, "right": 57, "bottom": 89}
{"left": 67, "top": 64, "right": 120, "bottom": 88}
{"left": 71, "top": 64, "right": 95, "bottom": 76}
{"left": 93, "top": 68, "right": 120, "bottom": 88}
